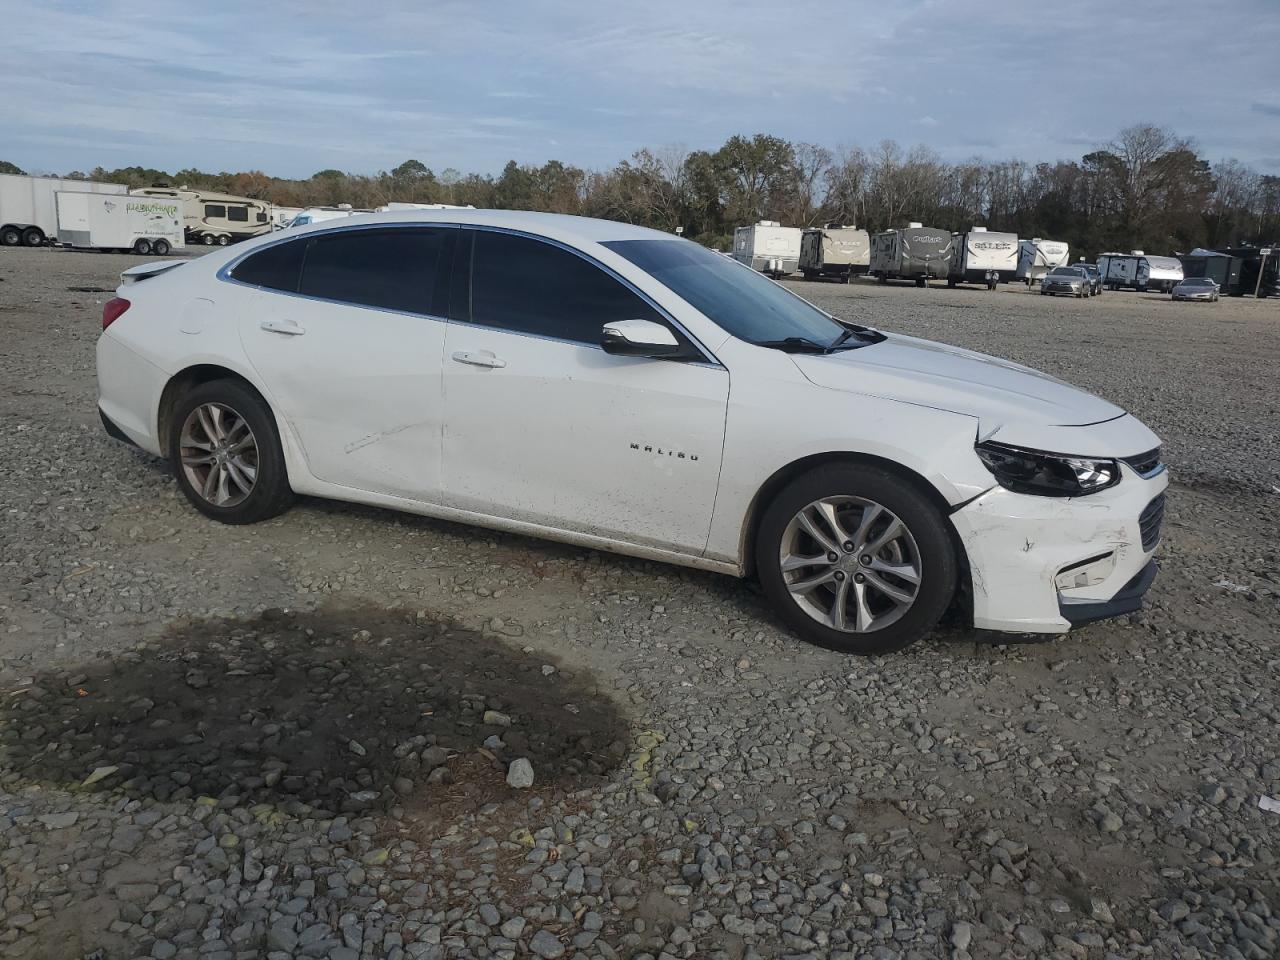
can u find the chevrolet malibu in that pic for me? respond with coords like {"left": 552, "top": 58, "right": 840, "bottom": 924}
{"left": 96, "top": 211, "right": 1168, "bottom": 655}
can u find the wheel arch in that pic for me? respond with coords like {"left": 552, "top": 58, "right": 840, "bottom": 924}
{"left": 737, "top": 451, "right": 973, "bottom": 617}
{"left": 156, "top": 363, "right": 269, "bottom": 455}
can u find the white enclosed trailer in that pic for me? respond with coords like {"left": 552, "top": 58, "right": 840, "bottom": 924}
{"left": 799, "top": 226, "right": 870, "bottom": 282}
{"left": 1016, "top": 238, "right": 1070, "bottom": 284}
{"left": 0, "top": 173, "right": 128, "bottom": 247}
{"left": 56, "top": 192, "right": 184, "bottom": 255}
{"left": 949, "top": 226, "right": 1019, "bottom": 287}
{"left": 269, "top": 206, "right": 303, "bottom": 230}
{"left": 732, "top": 221, "right": 803, "bottom": 277}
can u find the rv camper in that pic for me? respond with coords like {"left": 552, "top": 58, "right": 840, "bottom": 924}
{"left": 1142, "top": 256, "right": 1184, "bottom": 292}
{"left": 1016, "top": 238, "right": 1070, "bottom": 284}
{"left": 869, "top": 223, "right": 953, "bottom": 285}
{"left": 1097, "top": 251, "right": 1183, "bottom": 292}
{"left": 287, "top": 205, "right": 372, "bottom": 228}
{"left": 732, "top": 221, "right": 803, "bottom": 277}
{"left": 1, "top": 173, "right": 127, "bottom": 247}
{"left": 129, "top": 187, "right": 271, "bottom": 245}
{"left": 799, "top": 226, "right": 870, "bottom": 282}
{"left": 269, "top": 206, "right": 303, "bottom": 230}
{"left": 949, "top": 227, "right": 1019, "bottom": 288}
{"left": 55, "top": 192, "right": 184, "bottom": 255}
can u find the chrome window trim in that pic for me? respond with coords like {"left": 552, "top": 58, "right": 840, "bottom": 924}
{"left": 216, "top": 220, "right": 723, "bottom": 368}
{"left": 461, "top": 224, "right": 722, "bottom": 367}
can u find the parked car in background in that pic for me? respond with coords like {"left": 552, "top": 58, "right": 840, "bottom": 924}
{"left": 1171, "top": 277, "right": 1220, "bottom": 302}
{"left": 96, "top": 210, "right": 1166, "bottom": 655}
{"left": 1040, "top": 266, "right": 1092, "bottom": 297}
{"left": 1077, "top": 263, "right": 1103, "bottom": 295}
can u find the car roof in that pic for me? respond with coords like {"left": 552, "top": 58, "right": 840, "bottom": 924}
{"left": 278, "top": 208, "right": 676, "bottom": 247}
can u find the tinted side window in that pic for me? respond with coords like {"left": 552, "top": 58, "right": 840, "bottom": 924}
{"left": 470, "top": 231, "right": 662, "bottom": 343}
{"left": 205, "top": 204, "right": 226, "bottom": 219}
{"left": 228, "top": 206, "right": 249, "bottom": 222}
{"left": 231, "top": 240, "right": 306, "bottom": 293}
{"left": 298, "top": 228, "right": 447, "bottom": 315}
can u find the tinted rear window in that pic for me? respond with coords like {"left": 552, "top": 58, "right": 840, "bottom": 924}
{"left": 298, "top": 228, "right": 448, "bottom": 314}
{"left": 231, "top": 240, "right": 306, "bottom": 293}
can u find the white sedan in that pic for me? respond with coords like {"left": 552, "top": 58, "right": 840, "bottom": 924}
{"left": 96, "top": 210, "right": 1168, "bottom": 654}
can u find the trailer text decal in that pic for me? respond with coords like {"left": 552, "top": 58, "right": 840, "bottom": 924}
{"left": 127, "top": 202, "right": 180, "bottom": 217}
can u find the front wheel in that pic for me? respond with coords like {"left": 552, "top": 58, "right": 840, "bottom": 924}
{"left": 0, "top": 226, "right": 20, "bottom": 246}
{"left": 22, "top": 227, "right": 44, "bottom": 247}
{"left": 756, "top": 463, "right": 958, "bottom": 655}
{"left": 169, "top": 379, "right": 295, "bottom": 525}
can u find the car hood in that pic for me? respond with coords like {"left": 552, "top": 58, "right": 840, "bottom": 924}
{"left": 792, "top": 333, "right": 1128, "bottom": 443}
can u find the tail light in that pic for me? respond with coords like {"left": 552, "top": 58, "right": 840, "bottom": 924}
{"left": 102, "top": 297, "right": 131, "bottom": 330}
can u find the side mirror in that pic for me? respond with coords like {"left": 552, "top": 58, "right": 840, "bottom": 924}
{"left": 600, "top": 319, "right": 681, "bottom": 357}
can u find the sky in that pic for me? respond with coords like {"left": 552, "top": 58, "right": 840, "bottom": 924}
{"left": 3, "top": 0, "right": 1279, "bottom": 179}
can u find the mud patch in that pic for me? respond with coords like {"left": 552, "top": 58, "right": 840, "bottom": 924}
{"left": 1, "top": 605, "right": 628, "bottom": 815}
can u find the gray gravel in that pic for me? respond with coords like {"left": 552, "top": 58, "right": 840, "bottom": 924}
{"left": 1, "top": 246, "right": 1278, "bottom": 959}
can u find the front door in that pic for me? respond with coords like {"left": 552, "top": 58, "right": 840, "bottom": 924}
{"left": 441, "top": 229, "right": 728, "bottom": 555}
{"left": 236, "top": 225, "right": 456, "bottom": 501}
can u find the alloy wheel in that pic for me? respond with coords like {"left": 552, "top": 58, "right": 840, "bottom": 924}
{"left": 179, "top": 402, "right": 259, "bottom": 507}
{"left": 779, "top": 496, "right": 922, "bottom": 633}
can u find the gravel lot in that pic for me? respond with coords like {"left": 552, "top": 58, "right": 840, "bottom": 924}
{"left": 1, "top": 245, "right": 1278, "bottom": 960}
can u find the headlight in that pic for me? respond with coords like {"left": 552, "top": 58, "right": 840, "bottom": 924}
{"left": 975, "top": 441, "right": 1120, "bottom": 497}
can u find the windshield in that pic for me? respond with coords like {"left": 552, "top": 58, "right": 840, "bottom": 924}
{"left": 1047, "top": 267, "right": 1080, "bottom": 277}
{"left": 1183, "top": 278, "right": 1214, "bottom": 286}
{"left": 601, "top": 238, "right": 849, "bottom": 348}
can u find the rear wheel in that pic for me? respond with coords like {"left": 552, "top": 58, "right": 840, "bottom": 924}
{"left": 133, "top": 238, "right": 153, "bottom": 255}
{"left": 216, "top": 234, "right": 230, "bottom": 246}
{"left": 0, "top": 226, "right": 21, "bottom": 246}
{"left": 756, "top": 463, "right": 958, "bottom": 655}
{"left": 21, "top": 227, "right": 44, "bottom": 247}
{"left": 152, "top": 239, "right": 171, "bottom": 256}
{"left": 202, "top": 234, "right": 216, "bottom": 246}
{"left": 169, "top": 379, "right": 295, "bottom": 525}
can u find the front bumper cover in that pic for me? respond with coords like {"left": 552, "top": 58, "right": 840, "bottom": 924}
{"left": 950, "top": 464, "right": 1168, "bottom": 634}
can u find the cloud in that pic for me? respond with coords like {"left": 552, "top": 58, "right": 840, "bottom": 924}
{"left": 1, "top": 0, "right": 1277, "bottom": 177}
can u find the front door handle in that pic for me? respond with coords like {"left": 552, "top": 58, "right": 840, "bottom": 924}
{"left": 260, "top": 318, "right": 304, "bottom": 336}
{"left": 451, "top": 350, "right": 506, "bottom": 369}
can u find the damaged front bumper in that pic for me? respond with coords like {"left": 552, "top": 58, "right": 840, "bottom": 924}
{"left": 950, "top": 464, "right": 1169, "bottom": 634}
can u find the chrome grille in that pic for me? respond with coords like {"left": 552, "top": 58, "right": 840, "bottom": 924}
{"left": 1139, "top": 494, "right": 1165, "bottom": 551}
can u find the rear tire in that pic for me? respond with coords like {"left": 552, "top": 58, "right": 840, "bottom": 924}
{"left": 0, "top": 226, "right": 21, "bottom": 246}
{"left": 152, "top": 239, "right": 171, "bottom": 256}
{"left": 216, "top": 235, "right": 230, "bottom": 246}
{"left": 133, "top": 238, "right": 153, "bottom": 255}
{"left": 202, "top": 234, "right": 216, "bottom": 246}
{"left": 169, "top": 379, "right": 295, "bottom": 525}
{"left": 756, "top": 463, "right": 958, "bottom": 655}
{"left": 21, "top": 227, "right": 44, "bottom": 247}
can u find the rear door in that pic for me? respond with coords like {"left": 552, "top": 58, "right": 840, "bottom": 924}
{"left": 441, "top": 229, "right": 728, "bottom": 554}
{"left": 234, "top": 225, "right": 456, "bottom": 501}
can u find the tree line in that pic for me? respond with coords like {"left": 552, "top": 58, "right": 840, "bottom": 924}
{"left": 6, "top": 124, "right": 1278, "bottom": 259}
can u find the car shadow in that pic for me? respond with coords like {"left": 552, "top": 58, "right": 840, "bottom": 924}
{"left": 1, "top": 605, "right": 630, "bottom": 815}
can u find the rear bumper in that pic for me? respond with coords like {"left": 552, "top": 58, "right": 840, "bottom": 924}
{"left": 99, "top": 407, "right": 140, "bottom": 448}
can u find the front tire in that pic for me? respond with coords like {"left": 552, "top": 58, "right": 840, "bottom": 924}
{"left": 756, "top": 463, "right": 958, "bottom": 655}
{"left": 0, "top": 226, "right": 21, "bottom": 246}
{"left": 21, "top": 227, "right": 44, "bottom": 247}
{"left": 169, "top": 379, "right": 295, "bottom": 525}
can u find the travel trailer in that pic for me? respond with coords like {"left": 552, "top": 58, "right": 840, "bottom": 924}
{"left": 1140, "top": 255, "right": 1184, "bottom": 292}
{"left": 374, "top": 202, "right": 475, "bottom": 212}
{"left": 1097, "top": 251, "right": 1183, "bottom": 292}
{"left": 269, "top": 206, "right": 303, "bottom": 230}
{"left": 799, "top": 225, "right": 871, "bottom": 282}
{"left": 732, "top": 221, "right": 803, "bottom": 277}
{"left": 1016, "top": 238, "right": 1071, "bottom": 284}
{"left": 949, "top": 226, "right": 1019, "bottom": 288}
{"left": 55, "top": 192, "right": 184, "bottom": 255}
{"left": 129, "top": 187, "right": 271, "bottom": 245}
{"left": 869, "top": 223, "right": 954, "bottom": 285}
{"left": 1, "top": 173, "right": 127, "bottom": 246}
{"left": 287, "top": 205, "right": 372, "bottom": 228}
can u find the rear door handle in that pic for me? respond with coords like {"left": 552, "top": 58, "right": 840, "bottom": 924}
{"left": 451, "top": 350, "right": 506, "bottom": 369}
{"left": 260, "top": 318, "right": 304, "bottom": 336}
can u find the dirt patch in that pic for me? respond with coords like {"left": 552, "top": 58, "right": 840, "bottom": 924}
{"left": 1, "top": 605, "right": 629, "bottom": 815}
